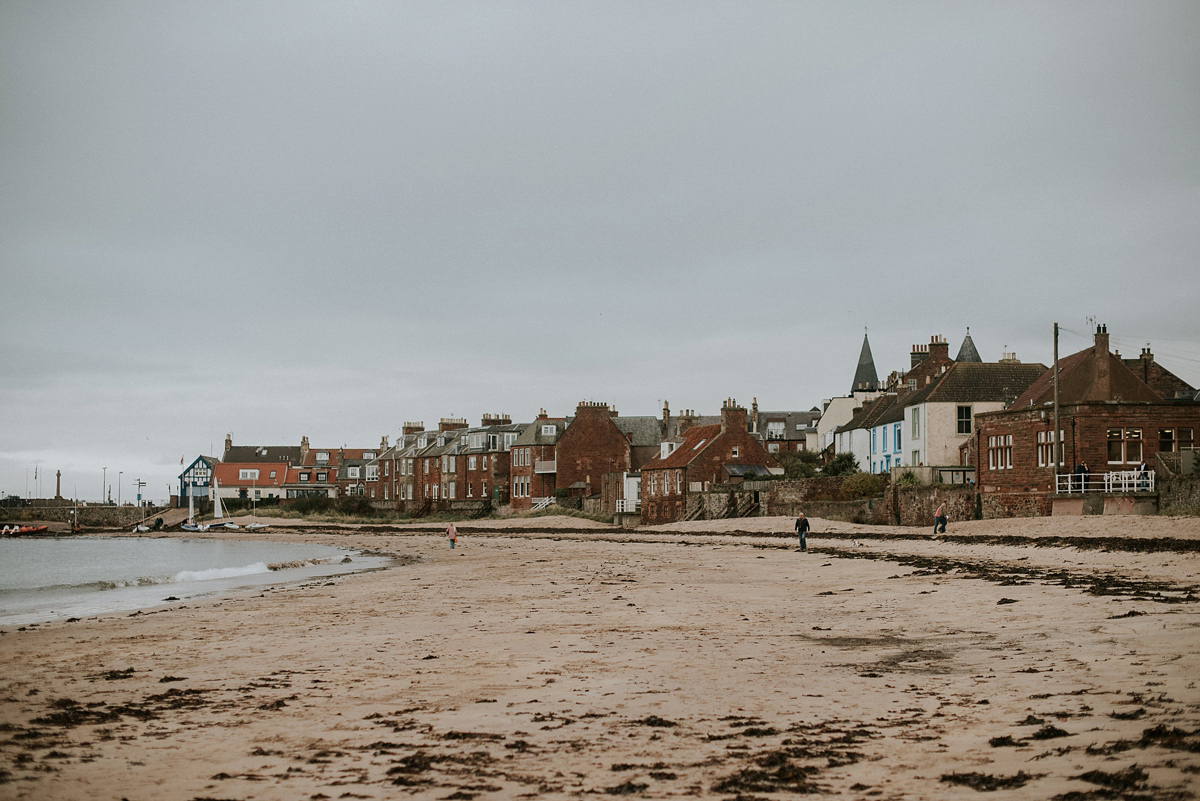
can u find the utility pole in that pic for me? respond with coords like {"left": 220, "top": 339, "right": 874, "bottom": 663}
{"left": 102, "top": 467, "right": 107, "bottom": 504}
{"left": 1053, "top": 322, "right": 1061, "bottom": 483}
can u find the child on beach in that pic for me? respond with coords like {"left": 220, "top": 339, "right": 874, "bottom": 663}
{"left": 447, "top": 523, "right": 458, "bottom": 549}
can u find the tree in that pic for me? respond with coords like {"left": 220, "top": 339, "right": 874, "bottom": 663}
{"left": 774, "top": 449, "right": 822, "bottom": 479}
{"left": 823, "top": 452, "right": 860, "bottom": 476}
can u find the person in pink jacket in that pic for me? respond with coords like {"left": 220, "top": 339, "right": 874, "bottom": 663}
{"left": 447, "top": 522, "right": 458, "bottom": 549}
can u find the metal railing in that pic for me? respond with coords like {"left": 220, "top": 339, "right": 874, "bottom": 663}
{"left": 1056, "top": 471, "right": 1155, "bottom": 494}
{"left": 532, "top": 496, "right": 556, "bottom": 511}
{"left": 534, "top": 460, "right": 557, "bottom": 474}
{"left": 615, "top": 498, "right": 641, "bottom": 513}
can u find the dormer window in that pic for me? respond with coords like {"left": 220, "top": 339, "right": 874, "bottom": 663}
{"left": 317, "top": 451, "right": 329, "bottom": 463}
{"left": 363, "top": 451, "right": 376, "bottom": 459}
{"left": 731, "top": 446, "right": 740, "bottom": 458}
{"left": 542, "top": 425, "right": 556, "bottom": 437}
{"left": 660, "top": 441, "right": 676, "bottom": 460}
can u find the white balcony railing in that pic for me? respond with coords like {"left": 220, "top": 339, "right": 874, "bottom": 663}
{"left": 615, "top": 499, "right": 641, "bottom": 513}
{"left": 534, "top": 460, "right": 557, "bottom": 474}
{"left": 1056, "top": 470, "right": 1154, "bottom": 494}
{"left": 532, "top": 496, "right": 556, "bottom": 511}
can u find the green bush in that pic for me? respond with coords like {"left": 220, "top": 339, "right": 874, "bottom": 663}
{"left": 823, "top": 452, "right": 860, "bottom": 477}
{"left": 287, "top": 495, "right": 336, "bottom": 515}
{"left": 895, "top": 470, "right": 921, "bottom": 487}
{"left": 840, "top": 471, "right": 884, "bottom": 500}
{"left": 774, "top": 450, "right": 821, "bottom": 479}
{"left": 336, "top": 495, "right": 376, "bottom": 516}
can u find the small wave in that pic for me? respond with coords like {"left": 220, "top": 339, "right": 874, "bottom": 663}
{"left": 267, "top": 558, "right": 330, "bottom": 571}
{"left": 95, "top": 576, "right": 170, "bottom": 589}
{"left": 173, "top": 562, "right": 271, "bottom": 583}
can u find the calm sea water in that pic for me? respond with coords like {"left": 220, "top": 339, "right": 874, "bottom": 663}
{"left": 0, "top": 537, "right": 393, "bottom": 625}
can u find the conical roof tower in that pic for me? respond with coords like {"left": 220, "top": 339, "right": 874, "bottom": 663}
{"left": 956, "top": 328, "right": 982, "bottom": 363}
{"left": 851, "top": 331, "right": 879, "bottom": 392}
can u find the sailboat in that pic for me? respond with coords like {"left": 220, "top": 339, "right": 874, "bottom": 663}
{"left": 133, "top": 496, "right": 150, "bottom": 532}
{"left": 210, "top": 478, "right": 239, "bottom": 530}
{"left": 181, "top": 491, "right": 208, "bottom": 532}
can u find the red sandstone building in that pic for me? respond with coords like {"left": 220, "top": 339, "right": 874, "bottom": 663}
{"left": 639, "top": 401, "right": 780, "bottom": 525}
{"left": 974, "top": 325, "right": 1198, "bottom": 516}
{"left": 509, "top": 411, "right": 569, "bottom": 511}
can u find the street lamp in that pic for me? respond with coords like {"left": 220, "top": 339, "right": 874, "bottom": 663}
{"left": 118, "top": 472, "right": 122, "bottom": 506}
{"left": 102, "top": 467, "right": 107, "bottom": 504}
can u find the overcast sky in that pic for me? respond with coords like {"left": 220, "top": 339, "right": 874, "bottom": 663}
{"left": 2, "top": 1, "right": 1198, "bottom": 503}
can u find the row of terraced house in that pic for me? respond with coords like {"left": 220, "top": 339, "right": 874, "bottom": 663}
{"left": 179, "top": 323, "right": 1198, "bottom": 522}
{"left": 179, "top": 399, "right": 823, "bottom": 524}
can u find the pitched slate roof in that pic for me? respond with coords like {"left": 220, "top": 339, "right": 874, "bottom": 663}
{"left": 757, "top": 410, "right": 820, "bottom": 434}
{"left": 514, "top": 418, "right": 571, "bottom": 447}
{"left": 612, "top": 415, "right": 665, "bottom": 447}
{"left": 223, "top": 445, "right": 302, "bottom": 464}
{"left": 834, "top": 394, "right": 895, "bottom": 434}
{"left": 1012, "top": 347, "right": 1160, "bottom": 408}
{"left": 852, "top": 333, "right": 879, "bottom": 392}
{"left": 1120, "top": 354, "right": 1196, "bottom": 399}
{"left": 640, "top": 424, "right": 721, "bottom": 470}
{"left": 908, "top": 361, "right": 1048, "bottom": 406}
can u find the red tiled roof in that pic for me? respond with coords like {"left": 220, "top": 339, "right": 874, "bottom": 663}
{"left": 213, "top": 462, "right": 287, "bottom": 488}
{"left": 640, "top": 424, "right": 721, "bottom": 470}
{"left": 284, "top": 467, "right": 337, "bottom": 485}
{"left": 1011, "top": 348, "right": 1160, "bottom": 408}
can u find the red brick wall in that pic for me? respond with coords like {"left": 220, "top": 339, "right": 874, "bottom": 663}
{"left": 975, "top": 401, "right": 1199, "bottom": 516}
{"left": 641, "top": 467, "right": 685, "bottom": 525}
{"left": 557, "top": 404, "right": 631, "bottom": 497}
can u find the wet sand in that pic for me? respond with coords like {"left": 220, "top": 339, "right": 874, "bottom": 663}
{"left": 2, "top": 515, "right": 1199, "bottom": 800}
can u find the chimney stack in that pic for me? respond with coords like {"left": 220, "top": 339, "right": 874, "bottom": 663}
{"left": 929, "top": 334, "right": 950, "bottom": 362}
{"left": 402, "top": 422, "right": 424, "bottom": 436}
{"left": 1095, "top": 324, "right": 1111, "bottom": 398}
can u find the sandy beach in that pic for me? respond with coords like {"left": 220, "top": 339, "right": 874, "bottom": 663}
{"left": 2, "top": 515, "right": 1199, "bottom": 800}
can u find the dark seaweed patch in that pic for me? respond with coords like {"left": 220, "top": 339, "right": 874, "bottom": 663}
{"left": 940, "top": 771, "right": 1039, "bottom": 791}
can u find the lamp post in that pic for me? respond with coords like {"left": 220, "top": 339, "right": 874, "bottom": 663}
{"left": 118, "top": 472, "right": 122, "bottom": 506}
{"left": 102, "top": 467, "right": 107, "bottom": 504}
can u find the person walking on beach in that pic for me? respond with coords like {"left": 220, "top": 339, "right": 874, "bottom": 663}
{"left": 933, "top": 503, "right": 947, "bottom": 534}
{"left": 795, "top": 514, "right": 810, "bottom": 551}
{"left": 447, "top": 522, "right": 458, "bottom": 550}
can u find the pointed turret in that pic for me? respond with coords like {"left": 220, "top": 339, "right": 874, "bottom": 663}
{"left": 851, "top": 332, "right": 879, "bottom": 392}
{"left": 956, "top": 327, "right": 982, "bottom": 363}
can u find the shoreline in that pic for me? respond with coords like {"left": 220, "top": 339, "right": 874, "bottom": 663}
{"left": 1, "top": 516, "right": 1198, "bottom": 799}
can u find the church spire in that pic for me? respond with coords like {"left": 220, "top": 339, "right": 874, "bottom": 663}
{"left": 956, "top": 327, "right": 982, "bottom": 363}
{"left": 852, "top": 329, "right": 879, "bottom": 392}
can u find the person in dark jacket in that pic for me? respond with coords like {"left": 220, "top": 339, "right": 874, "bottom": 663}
{"left": 795, "top": 514, "right": 810, "bottom": 551}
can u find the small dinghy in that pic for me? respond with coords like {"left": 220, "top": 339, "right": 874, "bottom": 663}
{"left": 1, "top": 524, "right": 50, "bottom": 536}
